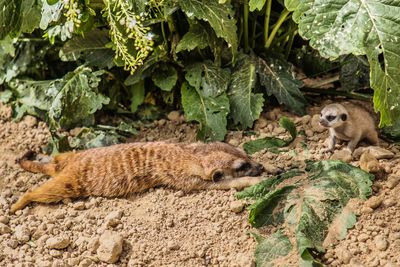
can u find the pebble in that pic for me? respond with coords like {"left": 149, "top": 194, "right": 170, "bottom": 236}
{"left": 331, "top": 149, "right": 352, "bottom": 162}
{"left": 0, "top": 216, "right": 9, "bottom": 224}
{"left": 375, "top": 235, "right": 389, "bottom": 251}
{"left": 357, "top": 233, "right": 369, "bottom": 242}
{"left": 229, "top": 201, "right": 245, "bottom": 213}
{"left": 105, "top": 210, "right": 123, "bottom": 227}
{"left": 73, "top": 201, "right": 86, "bottom": 210}
{"left": 0, "top": 223, "right": 11, "bottom": 234}
{"left": 14, "top": 225, "right": 30, "bottom": 243}
{"left": 167, "top": 241, "right": 180, "bottom": 250}
{"left": 167, "top": 111, "right": 181, "bottom": 122}
{"left": 97, "top": 231, "right": 123, "bottom": 263}
{"left": 254, "top": 117, "right": 268, "bottom": 130}
{"left": 46, "top": 236, "right": 70, "bottom": 249}
{"left": 365, "top": 196, "right": 383, "bottom": 209}
{"left": 383, "top": 198, "right": 396, "bottom": 208}
{"left": 386, "top": 175, "right": 400, "bottom": 189}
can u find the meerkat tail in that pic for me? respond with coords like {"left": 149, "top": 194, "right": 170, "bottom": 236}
{"left": 196, "top": 176, "right": 264, "bottom": 190}
{"left": 10, "top": 174, "right": 82, "bottom": 213}
{"left": 18, "top": 159, "right": 58, "bottom": 176}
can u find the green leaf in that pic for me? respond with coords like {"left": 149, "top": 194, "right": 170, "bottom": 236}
{"left": 185, "top": 61, "right": 231, "bottom": 97}
{"left": 0, "top": 90, "right": 12, "bottom": 103}
{"left": 244, "top": 160, "right": 374, "bottom": 264}
{"left": 20, "top": 0, "right": 42, "bottom": 33}
{"left": 60, "top": 29, "right": 115, "bottom": 69}
{"left": 228, "top": 54, "right": 264, "bottom": 129}
{"left": 253, "top": 231, "right": 293, "bottom": 267}
{"left": 249, "top": 0, "right": 266, "bottom": 12}
{"left": 243, "top": 116, "right": 297, "bottom": 154}
{"left": 284, "top": 0, "right": 400, "bottom": 126}
{"left": 152, "top": 64, "right": 178, "bottom": 91}
{"left": 176, "top": 21, "right": 209, "bottom": 53}
{"left": 181, "top": 82, "right": 229, "bottom": 141}
{"left": 179, "top": 0, "right": 238, "bottom": 55}
{"left": 340, "top": 55, "right": 370, "bottom": 92}
{"left": 0, "top": 0, "right": 21, "bottom": 39}
{"left": 129, "top": 80, "right": 145, "bottom": 113}
{"left": 292, "top": 46, "right": 338, "bottom": 77}
{"left": 257, "top": 56, "right": 306, "bottom": 115}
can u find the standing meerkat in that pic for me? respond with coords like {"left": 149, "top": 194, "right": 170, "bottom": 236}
{"left": 319, "top": 103, "right": 379, "bottom": 153}
{"left": 11, "top": 142, "right": 265, "bottom": 213}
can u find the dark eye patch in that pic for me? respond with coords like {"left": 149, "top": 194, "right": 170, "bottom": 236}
{"left": 326, "top": 115, "right": 336, "bottom": 122}
{"left": 212, "top": 170, "right": 224, "bottom": 182}
{"left": 235, "top": 162, "right": 251, "bottom": 172}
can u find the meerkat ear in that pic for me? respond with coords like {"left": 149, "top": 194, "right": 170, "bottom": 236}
{"left": 341, "top": 113, "right": 347, "bottom": 121}
{"left": 211, "top": 169, "right": 224, "bottom": 182}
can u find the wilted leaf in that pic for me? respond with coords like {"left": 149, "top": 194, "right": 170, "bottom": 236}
{"left": 152, "top": 64, "right": 178, "bottom": 91}
{"left": 243, "top": 116, "right": 296, "bottom": 154}
{"left": 60, "top": 29, "right": 115, "bottom": 69}
{"left": 253, "top": 231, "right": 293, "bottom": 267}
{"left": 243, "top": 160, "right": 374, "bottom": 264}
{"left": 181, "top": 82, "right": 229, "bottom": 141}
{"left": 285, "top": 0, "right": 400, "bottom": 126}
{"left": 257, "top": 56, "right": 306, "bottom": 115}
{"left": 228, "top": 54, "right": 264, "bottom": 129}
{"left": 179, "top": 0, "right": 238, "bottom": 55}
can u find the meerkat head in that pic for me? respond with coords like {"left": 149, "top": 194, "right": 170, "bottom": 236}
{"left": 319, "top": 104, "right": 349, "bottom": 128}
{"left": 188, "top": 142, "right": 264, "bottom": 182}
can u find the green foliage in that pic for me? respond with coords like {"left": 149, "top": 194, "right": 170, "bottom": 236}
{"left": 243, "top": 116, "right": 296, "bottom": 154}
{"left": 285, "top": 0, "right": 400, "bottom": 127}
{"left": 241, "top": 160, "right": 374, "bottom": 265}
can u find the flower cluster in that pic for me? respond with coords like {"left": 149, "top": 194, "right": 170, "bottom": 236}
{"left": 103, "top": 0, "right": 155, "bottom": 74}
{"left": 63, "top": 0, "right": 83, "bottom": 32}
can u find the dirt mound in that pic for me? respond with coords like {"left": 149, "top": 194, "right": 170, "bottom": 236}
{"left": 1, "top": 101, "right": 400, "bottom": 266}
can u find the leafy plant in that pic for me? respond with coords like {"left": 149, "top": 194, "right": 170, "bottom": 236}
{"left": 238, "top": 160, "right": 374, "bottom": 265}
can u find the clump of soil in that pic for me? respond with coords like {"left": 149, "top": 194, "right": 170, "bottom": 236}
{"left": 1, "top": 100, "right": 400, "bottom": 267}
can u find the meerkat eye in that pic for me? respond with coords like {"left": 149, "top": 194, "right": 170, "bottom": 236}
{"left": 326, "top": 115, "right": 336, "bottom": 122}
{"left": 211, "top": 170, "right": 224, "bottom": 182}
{"left": 235, "top": 162, "right": 251, "bottom": 172}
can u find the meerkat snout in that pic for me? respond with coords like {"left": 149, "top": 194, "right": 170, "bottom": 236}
{"left": 319, "top": 105, "right": 348, "bottom": 128}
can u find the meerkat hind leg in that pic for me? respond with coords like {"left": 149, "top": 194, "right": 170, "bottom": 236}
{"left": 10, "top": 174, "right": 81, "bottom": 213}
{"left": 199, "top": 176, "right": 265, "bottom": 190}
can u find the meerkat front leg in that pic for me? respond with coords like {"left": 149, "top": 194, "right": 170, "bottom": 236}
{"left": 345, "top": 133, "right": 362, "bottom": 153}
{"left": 322, "top": 129, "right": 336, "bottom": 153}
{"left": 195, "top": 176, "right": 265, "bottom": 190}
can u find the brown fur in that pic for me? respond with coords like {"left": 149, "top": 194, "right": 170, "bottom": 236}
{"left": 11, "top": 142, "right": 264, "bottom": 213}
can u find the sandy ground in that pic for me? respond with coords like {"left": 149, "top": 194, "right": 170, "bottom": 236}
{"left": 1, "top": 100, "right": 400, "bottom": 266}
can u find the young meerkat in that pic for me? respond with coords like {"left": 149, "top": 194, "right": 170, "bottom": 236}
{"left": 319, "top": 103, "right": 379, "bottom": 153}
{"left": 11, "top": 141, "right": 265, "bottom": 213}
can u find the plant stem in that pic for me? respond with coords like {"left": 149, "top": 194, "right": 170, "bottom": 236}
{"left": 244, "top": 0, "right": 249, "bottom": 53}
{"left": 306, "top": 74, "right": 340, "bottom": 88}
{"left": 301, "top": 87, "right": 372, "bottom": 101}
{"left": 285, "top": 22, "right": 297, "bottom": 59}
{"left": 265, "top": 9, "right": 290, "bottom": 49}
{"left": 161, "top": 21, "right": 167, "bottom": 45}
{"left": 251, "top": 15, "right": 257, "bottom": 49}
{"left": 263, "top": 0, "right": 272, "bottom": 48}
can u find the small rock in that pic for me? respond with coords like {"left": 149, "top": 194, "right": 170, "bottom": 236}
{"left": 167, "top": 241, "right": 180, "bottom": 250}
{"left": 0, "top": 223, "right": 11, "bottom": 234}
{"left": 73, "top": 201, "right": 86, "bottom": 210}
{"left": 97, "top": 231, "right": 123, "bottom": 263}
{"left": 359, "top": 152, "right": 381, "bottom": 173}
{"left": 366, "top": 146, "right": 395, "bottom": 159}
{"left": 105, "top": 210, "right": 123, "bottom": 227}
{"left": 311, "top": 114, "right": 325, "bottom": 133}
{"left": 365, "top": 196, "right": 383, "bottom": 209}
{"left": 46, "top": 236, "right": 70, "bottom": 249}
{"left": 14, "top": 225, "right": 30, "bottom": 243}
{"left": 79, "top": 259, "right": 93, "bottom": 267}
{"left": 230, "top": 201, "right": 245, "bottom": 213}
{"left": 167, "top": 111, "right": 181, "bottom": 122}
{"left": 375, "top": 235, "right": 389, "bottom": 251}
{"left": 336, "top": 248, "right": 351, "bottom": 264}
{"left": 263, "top": 163, "right": 282, "bottom": 175}
{"left": 386, "top": 175, "right": 400, "bottom": 189}
{"left": 331, "top": 149, "right": 352, "bottom": 162}
{"left": 254, "top": 117, "right": 268, "bottom": 130}
{"left": 23, "top": 115, "right": 38, "bottom": 127}
{"left": 0, "top": 216, "right": 9, "bottom": 224}
{"left": 87, "top": 237, "right": 100, "bottom": 253}
{"left": 357, "top": 233, "right": 369, "bottom": 242}
{"left": 383, "top": 198, "right": 396, "bottom": 207}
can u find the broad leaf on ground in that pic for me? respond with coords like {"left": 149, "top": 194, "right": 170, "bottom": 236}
{"left": 243, "top": 116, "right": 296, "bottom": 154}
{"left": 253, "top": 231, "right": 293, "bottom": 267}
{"left": 257, "top": 56, "right": 306, "bottom": 115}
{"left": 228, "top": 54, "right": 264, "bottom": 129}
{"left": 60, "top": 29, "right": 115, "bottom": 69}
{"left": 285, "top": 0, "right": 400, "bottom": 126}
{"left": 179, "top": 0, "right": 238, "bottom": 55}
{"left": 242, "top": 160, "right": 374, "bottom": 265}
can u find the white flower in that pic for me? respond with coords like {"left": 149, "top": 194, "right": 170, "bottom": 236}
{"left": 127, "top": 18, "right": 137, "bottom": 29}
{"left": 146, "top": 32, "right": 155, "bottom": 40}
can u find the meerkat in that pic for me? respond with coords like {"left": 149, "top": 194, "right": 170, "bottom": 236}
{"left": 10, "top": 142, "right": 265, "bottom": 213}
{"left": 319, "top": 103, "right": 379, "bottom": 153}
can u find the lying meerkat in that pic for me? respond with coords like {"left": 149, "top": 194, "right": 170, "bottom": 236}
{"left": 11, "top": 142, "right": 265, "bottom": 213}
{"left": 319, "top": 103, "right": 379, "bottom": 153}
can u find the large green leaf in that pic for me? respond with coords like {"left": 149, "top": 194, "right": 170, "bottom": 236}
{"left": 257, "top": 56, "right": 306, "bottom": 115}
{"left": 0, "top": 0, "right": 21, "bottom": 39}
{"left": 60, "top": 29, "right": 115, "bottom": 69}
{"left": 185, "top": 61, "right": 231, "bottom": 97}
{"left": 228, "top": 54, "right": 264, "bottom": 129}
{"left": 181, "top": 82, "right": 229, "bottom": 141}
{"left": 178, "top": 0, "right": 238, "bottom": 55}
{"left": 20, "top": 0, "right": 42, "bottom": 33}
{"left": 176, "top": 21, "right": 209, "bottom": 53}
{"left": 340, "top": 55, "right": 370, "bottom": 92}
{"left": 284, "top": 0, "right": 400, "bottom": 126}
{"left": 11, "top": 66, "right": 109, "bottom": 130}
{"left": 152, "top": 64, "right": 178, "bottom": 91}
{"left": 242, "top": 160, "right": 374, "bottom": 265}
{"left": 253, "top": 231, "right": 293, "bottom": 267}
{"left": 249, "top": 0, "right": 266, "bottom": 12}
